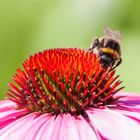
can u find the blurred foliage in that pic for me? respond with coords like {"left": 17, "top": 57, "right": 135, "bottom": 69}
{"left": 0, "top": 0, "right": 140, "bottom": 99}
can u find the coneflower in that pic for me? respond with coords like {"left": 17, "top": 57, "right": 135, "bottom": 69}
{"left": 0, "top": 48, "right": 140, "bottom": 140}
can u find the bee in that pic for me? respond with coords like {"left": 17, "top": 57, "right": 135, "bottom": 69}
{"left": 89, "top": 27, "right": 122, "bottom": 69}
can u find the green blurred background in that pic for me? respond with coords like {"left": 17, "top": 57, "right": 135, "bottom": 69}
{"left": 0, "top": 0, "right": 140, "bottom": 99}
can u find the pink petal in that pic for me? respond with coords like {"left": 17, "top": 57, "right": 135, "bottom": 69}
{"left": 73, "top": 115, "right": 102, "bottom": 140}
{"left": 0, "top": 94, "right": 140, "bottom": 140}
{"left": 111, "top": 92, "right": 140, "bottom": 123}
{"left": 0, "top": 100, "right": 28, "bottom": 129}
{"left": 118, "top": 92, "right": 140, "bottom": 100}
{"left": 87, "top": 108, "right": 140, "bottom": 140}
{"left": 34, "top": 115, "right": 62, "bottom": 140}
{"left": 36, "top": 115, "right": 80, "bottom": 140}
{"left": 0, "top": 109, "right": 28, "bottom": 129}
{"left": 59, "top": 114, "right": 99, "bottom": 140}
{"left": 0, "top": 100, "right": 16, "bottom": 109}
{"left": 115, "top": 93, "right": 140, "bottom": 112}
{"left": 0, "top": 113, "right": 40, "bottom": 139}
{"left": 58, "top": 114, "right": 83, "bottom": 140}
{"left": 17, "top": 114, "right": 52, "bottom": 140}
{"left": 34, "top": 114, "right": 99, "bottom": 140}
{"left": 2, "top": 113, "right": 101, "bottom": 140}
{"left": 113, "top": 109, "right": 140, "bottom": 123}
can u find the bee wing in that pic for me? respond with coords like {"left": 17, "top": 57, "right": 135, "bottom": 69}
{"left": 113, "top": 30, "right": 122, "bottom": 44}
{"left": 104, "top": 27, "right": 122, "bottom": 44}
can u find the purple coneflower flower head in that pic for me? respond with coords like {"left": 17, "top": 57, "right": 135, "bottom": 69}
{"left": 0, "top": 48, "right": 140, "bottom": 140}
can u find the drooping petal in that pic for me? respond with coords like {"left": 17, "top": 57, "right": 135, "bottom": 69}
{"left": 0, "top": 95, "right": 140, "bottom": 140}
{"left": 113, "top": 93, "right": 140, "bottom": 123}
{"left": 0, "top": 113, "right": 49, "bottom": 140}
{"left": 0, "top": 113, "right": 36, "bottom": 139}
{"left": 113, "top": 109, "right": 140, "bottom": 123}
{"left": 73, "top": 115, "right": 102, "bottom": 140}
{"left": 54, "top": 114, "right": 80, "bottom": 140}
{"left": 34, "top": 115, "right": 63, "bottom": 140}
{"left": 0, "top": 100, "right": 16, "bottom": 109}
{"left": 0, "top": 100, "right": 28, "bottom": 129}
{"left": 115, "top": 93, "right": 140, "bottom": 110}
{"left": 17, "top": 114, "right": 53, "bottom": 140}
{"left": 87, "top": 108, "right": 140, "bottom": 140}
{"left": 58, "top": 114, "right": 100, "bottom": 140}
{"left": 32, "top": 114, "right": 100, "bottom": 140}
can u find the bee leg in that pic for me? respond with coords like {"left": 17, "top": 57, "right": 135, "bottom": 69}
{"left": 116, "top": 58, "right": 122, "bottom": 67}
{"left": 112, "top": 58, "right": 122, "bottom": 70}
{"left": 89, "top": 38, "right": 99, "bottom": 50}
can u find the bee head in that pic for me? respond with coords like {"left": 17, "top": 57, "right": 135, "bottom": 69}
{"left": 100, "top": 54, "right": 115, "bottom": 68}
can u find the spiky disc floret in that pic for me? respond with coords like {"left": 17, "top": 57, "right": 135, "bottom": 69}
{"left": 7, "top": 48, "right": 123, "bottom": 115}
